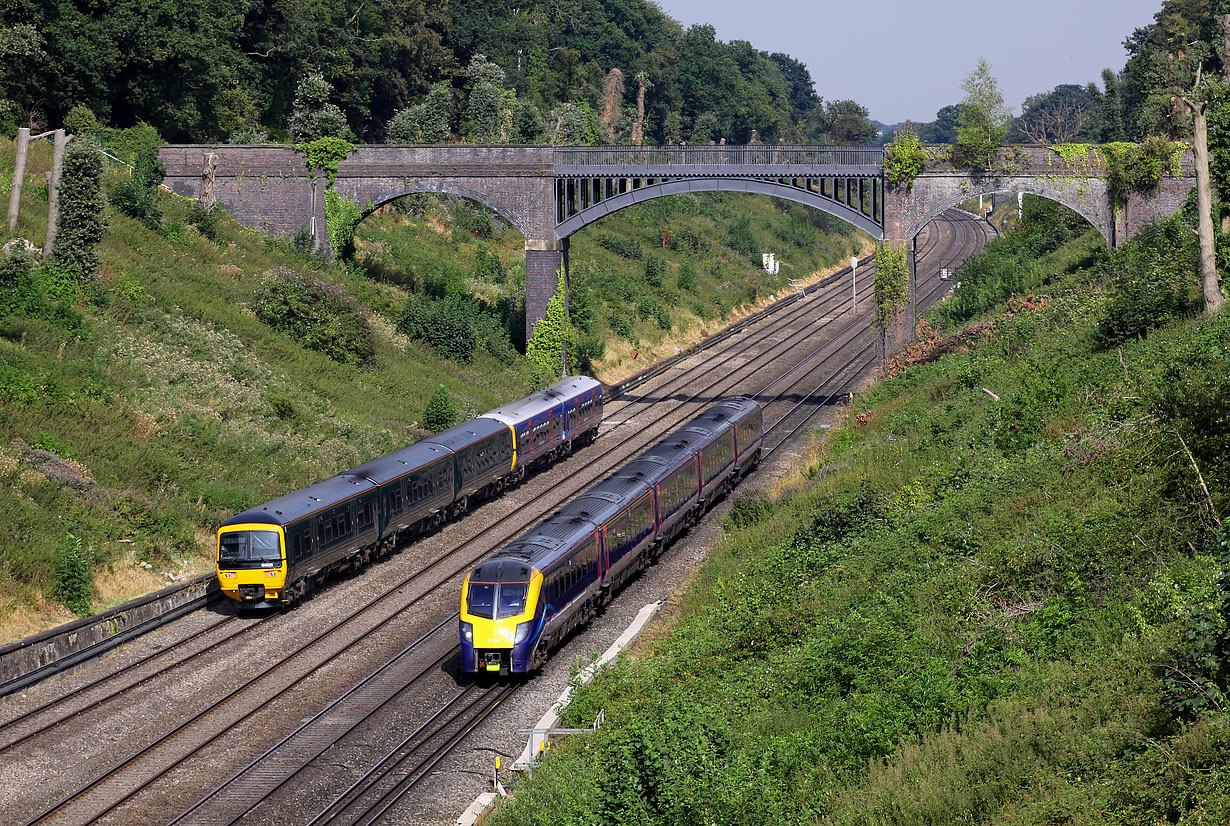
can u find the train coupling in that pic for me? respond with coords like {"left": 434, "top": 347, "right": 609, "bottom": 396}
{"left": 238, "top": 584, "right": 266, "bottom": 602}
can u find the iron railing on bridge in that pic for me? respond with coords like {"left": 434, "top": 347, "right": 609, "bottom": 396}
{"left": 554, "top": 144, "right": 884, "bottom": 169}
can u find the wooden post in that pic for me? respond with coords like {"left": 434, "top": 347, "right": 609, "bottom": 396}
{"left": 7, "top": 127, "right": 30, "bottom": 231}
{"left": 44, "top": 130, "right": 69, "bottom": 260}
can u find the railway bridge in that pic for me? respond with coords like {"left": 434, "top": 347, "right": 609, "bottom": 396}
{"left": 159, "top": 143, "right": 1195, "bottom": 342}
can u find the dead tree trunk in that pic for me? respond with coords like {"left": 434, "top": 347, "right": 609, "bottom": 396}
{"left": 1181, "top": 90, "right": 1225, "bottom": 313}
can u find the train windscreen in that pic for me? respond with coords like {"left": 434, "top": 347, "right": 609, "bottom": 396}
{"left": 497, "top": 583, "right": 529, "bottom": 619}
{"left": 467, "top": 582, "right": 496, "bottom": 619}
{"left": 219, "top": 530, "right": 281, "bottom": 567}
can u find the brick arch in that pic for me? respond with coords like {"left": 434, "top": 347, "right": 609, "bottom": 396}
{"left": 899, "top": 176, "right": 1114, "bottom": 247}
{"left": 554, "top": 177, "right": 883, "bottom": 239}
{"left": 352, "top": 182, "right": 535, "bottom": 240}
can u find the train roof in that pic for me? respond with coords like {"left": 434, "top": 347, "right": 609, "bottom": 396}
{"left": 349, "top": 440, "right": 453, "bottom": 485}
{"left": 482, "top": 512, "right": 599, "bottom": 573}
{"left": 554, "top": 475, "right": 653, "bottom": 527}
{"left": 222, "top": 473, "right": 376, "bottom": 528}
{"left": 544, "top": 374, "right": 602, "bottom": 399}
{"left": 632, "top": 437, "right": 700, "bottom": 471}
{"left": 469, "top": 555, "right": 536, "bottom": 584}
{"left": 479, "top": 389, "right": 561, "bottom": 427}
{"left": 479, "top": 375, "right": 602, "bottom": 427}
{"left": 421, "top": 417, "right": 508, "bottom": 452}
{"left": 709, "top": 395, "right": 760, "bottom": 420}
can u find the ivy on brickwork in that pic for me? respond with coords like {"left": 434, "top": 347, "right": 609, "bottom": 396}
{"left": 294, "top": 137, "right": 355, "bottom": 185}
{"left": 1100, "top": 137, "right": 1184, "bottom": 199}
{"left": 874, "top": 243, "right": 909, "bottom": 326}
{"left": 1047, "top": 143, "right": 1102, "bottom": 175}
{"left": 324, "top": 188, "right": 362, "bottom": 256}
{"left": 884, "top": 126, "right": 927, "bottom": 189}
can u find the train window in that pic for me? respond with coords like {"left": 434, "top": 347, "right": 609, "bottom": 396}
{"left": 219, "top": 530, "right": 281, "bottom": 565}
{"left": 467, "top": 583, "right": 495, "bottom": 619}
{"left": 497, "top": 583, "right": 528, "bottom": 619}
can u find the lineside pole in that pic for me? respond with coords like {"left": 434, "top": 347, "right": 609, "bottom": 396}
{"left": 44, "top": 130, "right": 69, "bottom": 259}
{"left": 7, "top": 127, "right": 30, "bottom": 231}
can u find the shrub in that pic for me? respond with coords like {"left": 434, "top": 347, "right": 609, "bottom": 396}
{"left": 186, "top": 201, "right": 223, "bottom": 242}
{"left": 450, "top": 199, "right": 495, "bottom": 239}
{"left": 677, "top": 265, "right": 698, "bottom": 292}
{"left": 0, "top": 244, "right": 35, "bottom": 288}
{"left": 398, "top": 293, "right": 478, "bottom": 363}
{"left": 251, "top": 266, "right": 375, "bottom": 365}
{"left": 884, "top": 125, "right": 927, "bottom": 188}
{"left": 1160, "top": 526, "right": 1230, "bottom": 719}
{"left": 108, "top": 143, "right": 165, "bottom": 230}
{"left": 50, "top": 136, "right": 107, "bottom": 281}
{"left": 644, "top": 255, "right": 665, "bottom": 288}
{"left": 597, "top": 233, "right": 643, "bottom": 260}
{"left": 1093, "top": 264, "right": 1195, "bottom": 348}
{"left": 52, "top": 533, "right": 93, "bottom": 617}
{"left": 324, "top": 189, "right": 362, "bottom": 258}
{"left": 526, "top": 286, "right": 567, "bottom": 376}
{"left": 422, "top": 385, "right": 459, "bottom": 432}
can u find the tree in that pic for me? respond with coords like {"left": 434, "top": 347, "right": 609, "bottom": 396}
{"left": 918, "top": 104, "right": 966, "bottom": 143}
{"left": 1177, "top": 68, "right": 1226, "bottom": 313}
{"left": 820, "top": 100, "right": 876, "bottom": 145}
{"left": 386, "top": 82, "right": 453, "bottom": 143}
{"left": 690, "top": 110, "right": 719, "bottom": 144}
{"left": 1015, "top": 84, "right": 1097, "bottom": 143}
{"left": 956, "top": 58, "right": 1011, "bottom": 169}
{"left": 422, "top": 385, "right": 459, "bottom": 432}
{"left": 464, "top": 54, "right": 507, "bottom": 143}
{"left": 287, "top": 73, "right": 351, "bottom": 142}
{"left": 50, "top": 136, "right": 107, "bottom": 281}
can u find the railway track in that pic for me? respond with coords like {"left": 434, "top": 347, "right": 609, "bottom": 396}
{"left": 3, "top": 211, "right": 993, "bottom": 826}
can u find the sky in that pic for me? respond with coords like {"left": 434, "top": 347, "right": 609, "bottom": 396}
{"left": 653, "top": 0, "right": 1165, "bottom": 124}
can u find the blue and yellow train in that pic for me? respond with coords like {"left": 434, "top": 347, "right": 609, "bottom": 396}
{"left": 460, "top": 397, "right": 763, "bottom": 675}
{"left": 216, "top": 376, "right": 603, "bottom": 608}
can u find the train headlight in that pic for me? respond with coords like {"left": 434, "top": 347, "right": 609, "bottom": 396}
{"left": 460, "top": 622, "right": 473, "bottom": 643}
{"left": 514, "top": 621, "right": 532, "bottom": 644}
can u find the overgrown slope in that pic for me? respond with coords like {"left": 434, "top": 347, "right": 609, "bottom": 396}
{"left": 487, "top": 206, "right": 1230, "bottom": 824}
{"left": 0, "top": 138, "right": 537, "bottom": 637}
{"left": 355, "top": 190, "right": 869, "bottom": 380}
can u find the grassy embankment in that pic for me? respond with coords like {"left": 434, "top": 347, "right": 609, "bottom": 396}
{"left": 0, "top": 138, "right": 537, "bottom": 639}
{"left": 488, "top": 198, "right": 1230, "bottom": 824}
{"left": 356, "top": 191, "right": 871, "bottom": 383}
{"left": 0, "top": 137, "right": 867, "bottom": 641}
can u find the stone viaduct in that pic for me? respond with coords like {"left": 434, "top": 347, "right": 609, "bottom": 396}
{"left": 159, "top": 143, "right": 1195, "bottom": 344}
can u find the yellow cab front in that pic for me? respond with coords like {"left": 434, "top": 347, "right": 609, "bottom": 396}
{"left": 216, "top": 523, "right": 287, "bottom": 607}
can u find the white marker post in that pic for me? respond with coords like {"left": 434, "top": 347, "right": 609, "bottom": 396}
{"left": 850, "top": 256, "right": 858, "bottom": 314}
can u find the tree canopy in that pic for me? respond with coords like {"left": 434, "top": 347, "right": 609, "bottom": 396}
{"left": 0, "top": 0, "right": 854, "bottom": 147}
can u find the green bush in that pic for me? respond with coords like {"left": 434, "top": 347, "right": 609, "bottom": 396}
{"left": 597, "top": 233, "right": 643, "bottom": 260}
{"left": 50, "top": 136, "right": 107, "bottom": 281}
{"left": 397, "top": 292, "right": 517, "bottom": 364}
{"left": 108, "top": 143, "right": 165, "bottom": 231}
{"left": 186, "top": 201, "right": 223, "bottom": 242}
{"left": 0, "top": 244, "right": 35, "bottom": 288}
{"left": 52, "top": 533, "right": 93, "bottom": 617}
{"left": 251, "top": 266, "right": 375, "bottom": 365}
{"left": 422, "top": 384, "right": 458, "bottom": 432}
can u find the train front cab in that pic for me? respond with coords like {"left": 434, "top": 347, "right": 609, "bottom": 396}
{"left": 461, "top": 555, "right": 544, "bottom": 676}
{"left": 217, "top": 522, "right": 287, "bottom": 607}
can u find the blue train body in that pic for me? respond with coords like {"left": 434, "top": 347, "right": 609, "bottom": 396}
{"left": 460, "top": 396, "right": 763, "bottom": 675}
{"left": 216, "top": 376, "right": 603, "bottom": 608}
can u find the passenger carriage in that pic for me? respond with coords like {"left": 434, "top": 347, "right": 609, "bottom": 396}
{"left": 460, "top": 396, "right": 764, "bottom": 675}
{"left": 216, "top": 376, "right": 605, "bottom": 609}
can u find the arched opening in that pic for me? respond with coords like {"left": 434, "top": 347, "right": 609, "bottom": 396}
{"left": 352, "top": 191, "right": 532, "bottom": 359}
{"left": 556, "top": 190, "right": 874, "bottom": 374}
{"left": 907, "top": 180, "right": 1113, "bottom": 248}
{"left": 556, "top": 177, "right": 883, "bottom": 239}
